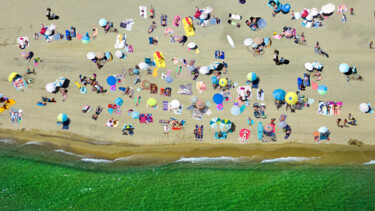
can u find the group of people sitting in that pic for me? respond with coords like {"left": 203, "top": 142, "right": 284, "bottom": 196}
{"left": 336, "top": 113, "right": 357, "bottom": 128}
{"left": 245, "top": 17, "right": 261, "bottom": 31}
{"left": 253, "top": 102, "right": 267, "bottom": 118}
{"left": 79, "top": 74, "right": 107, "bottom": 94}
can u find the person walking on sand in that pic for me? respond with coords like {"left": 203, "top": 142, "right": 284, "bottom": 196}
{"left": 369, "top": 41, "right": 373, "bottom": 49}
{"left": 336, "top": 118, "right": 343, "bottom": 128}
{"left": 46, "top": 8, "right": 51, "bottom": 20}
{"left": 92, "top": 24, "right": 98, "bottom": 39}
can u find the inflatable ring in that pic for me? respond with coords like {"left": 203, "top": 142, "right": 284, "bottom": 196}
{"left": 110, "top": 85, "right": 116, "bottom": 91}
{"left": 80, "top": 87, "right": 87, "bottom": 94}
{"left": 191, "top": 97, "right": 198, "bottom": 104}
{"left": 217, "top": 103, "right": 223, "bottom": 111}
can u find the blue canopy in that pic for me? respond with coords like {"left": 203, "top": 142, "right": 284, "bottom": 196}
{"left": 272, "top": 89, "right": 286, "bottom": 100}
{"left": 106, "top": 76, "right": 116, "bottom": 86}
{"left": 213, "top": 93, "right": 224, "bottom": 104}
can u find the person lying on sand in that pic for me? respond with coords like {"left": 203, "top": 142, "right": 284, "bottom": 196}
{"left": 148, "top": 21, "right": 157, "bottom": 34}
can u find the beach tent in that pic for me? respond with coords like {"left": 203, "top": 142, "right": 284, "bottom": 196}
{"left": 210, "top": 117, "right": 221, "bottom": 130}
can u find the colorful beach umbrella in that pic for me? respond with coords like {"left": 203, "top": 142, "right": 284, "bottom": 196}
{"left": 230, "top": 106, "right": 241, "bottom": 116}
{"left": 213, "top": 93, "right": 224, "bottom": 104}
{"left": 86, "top": 52, "right": 96, "bottom": 60}
{"left": 131, "top": 111, "right": 140, "bottom": 119}
{"left": 106, "top": 76, "right": 116, "bottom": 86}
{"left": 285, "top": 92, "right": 298, "bottom": 105}
{"left": 190, "top": 97, "right": 198, "bottom": 104}
{"left": 359, "top": 103, "right": 370, "bottom": 113}
{"left": 264, "top": 124, "right": 273, "bottom": 134}
{"left": 318, "top": 126, "right": 328, "bottom": 133}
{"left": 272, "top": 89, "right": 286, "bottom": 101}
{"left": 247, "top": 72, "right": 257, "bottom": 81}
{"left": 57, "top": 113, "right": 68, "bottom": 122}
{"left": 263, "top": 37, "right": 270, "bottom": 46}
{"left": 105, "top": 52, "right": 113, "bottom": 61}
{"left": 219, "top": 119, "right": 232, "bottom": 132}
{"left": 239, "top": 128, "right": 250, "bottom": 140}
{"left": 8, "top": 72, "right": 19, "bottom": 82}
{"left": 243, "top": 38, "right": 254, "bottom": 46}
{"left": 147, "top": 98, "right": 157, "bottom": 107}
{"left": 318, "top": 85, "right": 328, "bottom": 95}
{"left": 339, "top": 63, "right": 350, "bottom": 73}
{"left": 195, "top": 100, "right": 205, "bottom": 109}
{"left": 123, "top": 124, "right": 134, "bottom": 130}
{"left": 219, "top": 78, "right": 227, "bottom": 87}
{"left": 210, "top": 117, "right": 221, "bottom": 130}
{"left": 142, "top": 80, "right": 151, "bottom": 90}
{"left": 99, "top": 18, "right": 107, "bottom": 27}
{"left": 82, "top": 36, "right": 90, "bottom": 44}
{"left": 138, "top": 62, "right": 149, "bottom": 70}
{"left": 312, "top": 62, "right": 323, "bottom": 70}
{"left": 170, "top": 99, "right": 180, "bottom": 108}
{"left": 96, "top": 51, "right": 105, "bottom": 59}
{"left": 165, "top": 76, "right": 173, "bottom": 84}
{"left": 115, "top": 50, "right": 124, "bottom": 59}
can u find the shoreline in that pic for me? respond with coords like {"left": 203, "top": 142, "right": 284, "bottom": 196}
{"left": 2, "top": 128, "right": 375, "bottom": 165}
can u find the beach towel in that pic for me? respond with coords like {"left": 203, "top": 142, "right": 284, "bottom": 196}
{"left": 163, "top": 101, "right": 168, "bottom": 111}
{"left": 139, "top": 6, "right": 147, "bottom": 19}
{"left": 173, "top": 15, "right": 181, "bottom": 27}
{"left": 313, "top": 21, "right": 324, "bottom": 28}
{"left": 209, "top": 18, "right": 221, "bottom": 25}
{"left": 120, "top": 19, "right": 135, "bottom": 31}
{"left": 77, "top": 34, "right": 82, "bottom": 40}
{"left": 215, "top": 51, "right": 225, "bottom": 59}
{"left": 294, "top": 12, "right": 300, "bottom": 19}
{"left": 214, "top": 131, "right": 227, "bottom": 139}
{"left": 124, "top": 44, "right": 133, "bottom": 53}
{"left": 146, "top": 114, "right": 153, "bottom": 123}
{"left": 115, "top": 34, "right": 127, "bottom": 49}
{"left": 297, "top": 78, "right": 303, "bottom": 90}
{"left": 153, "top": 68, "right": 158, "bottom": 77}
{"left": 229, "top": 13, "right": 242, "bottom": 20}
{"left": 192, "top": 108, "right": 203, "bottom": 120}
{"left": 304, "top": 73, "right": 310, "bottom": 86}
{"left": 311, "top": 82, "right": 318, "bottom": 90}
{"left": 139, "top": 114, "right": 147, "bottom": 123}
{"left": 54, "top": 34, "right": 61, "bottom": 40}
{"left": 257, "top": 89, "right": 264, "bottom": 101}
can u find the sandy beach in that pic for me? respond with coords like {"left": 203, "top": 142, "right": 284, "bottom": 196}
{"left": 1, "top": 0, "right": 375, "bottom": 156}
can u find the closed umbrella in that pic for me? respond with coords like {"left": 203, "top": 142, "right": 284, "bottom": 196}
{"left": 115, "top": 50, "right": 124, "bottom": 58}
{"left": 138, "top": 62, "right": 149, "bottom": 70}
{"left": 339, "top": 63, "right": 350, "bottom": 73}
{"left": 359, "top": 103, "right": 370, "bottom": 113}
{"left": 45, "top": 82, "right": 57, "bottom": 93}
{"left": 231, "top": 106, "right": 241, "bottom": 116}
{"left": 57, "top": 113, "right": 68, "bottom": 122}
{"left": 99, "top": 19, "right": 107, "bottom": 27}
{"left": 243, "top": 38, "right": 254, "bottom": 46}
{"left": 318, "top": 126, "right": 328, "bottom": 133}
{"left": 305, "top": 62, "right": 313, "bottom": 71}
{"left": 257, "top": 19, "right": 267, "bottom": 28}
{"left": 210, "top": 117, "right": 221, "bottom": 130}
{"left": 239, "top": 128, "right": 250, "bottom": 139}
{"left": 96, "top": 51, "right": 105, "bottom": 59}
{"left": 165, "top": 76, "right": 173, "bottom": 84}
{"left": 312, "top": 62, "right": 323, "bottom": 70}
{"left": 219, "top": 78, "right": 227, "bottom": 87}
{"left": 199, "top": 66, "right": 210, "bottom": 75}
{"left": 272, "top": 89, "right": 286, "bottom": 100}
{"left": 285, "top": 92, "right": 298, "bottom": 105}
{"left": 220, "top": 119, "right": 232, "bottom": 131}
{"left": 254, "top": 37, "right": 263, "bottom": 45}
{"left": 147, "top": 98, "right": 157, "bottom": 107}
{"left": 213, "top": 93, "right": 224, "bottom": 104}
{"left": 86, "top": 52, "right": 96, "bottom": 60}
{"left": 247, "top": 72, "right": 257, "bottom": 81}
{"left": 196, "top": 100, "right": 205, "bottom": 109}
{"left": 131, "top": 111, "right": 140, "bottom": 119}
{"left": 142, "top": 80, "right": 151, "bottom": 90}
{"left": 170, "top": 99, "right": 180, "bottom": 108}
{"left": 321, "top": 3, "right": 335, "bottom": 14}
{"left": 318, "top": 85, "right": 327, "bottom": 95}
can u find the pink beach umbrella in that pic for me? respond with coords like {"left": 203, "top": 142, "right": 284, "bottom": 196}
{"left": 239, "top": 128, "right": 250, "bottom": 140}
{"left": 301, "top": 9, "right": 309, "bottom": 18}
{"left": 337, "top": 4, "right": 347, "bottom": 14}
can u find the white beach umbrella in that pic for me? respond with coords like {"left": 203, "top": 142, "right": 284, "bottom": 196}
{"left": 305, "top": 62, "right": 313, "bottom": 71}
{"left": 115, "top": 50, "right": 124, "bottom": 58}
{"left": 243, "top": 38, "right": 254, "bottom": 46}
{"left": 45, "top": 82, "right": 57, "bottom": 93}
{"left": 199, "top": 66, "right": 210, "bottom": 75}
{"left": 86, "top": 52, "right": 96, "bottom": 60}
{"left": 49, "top": 24, "right": 57, "bottom": 30}
{"left": 45, "top": 29, "right": 53, "bottom": 36}
{"left": 170, "top": 99, "right": 180, "bottom": 108}
{"left": 321, "top": 3, "right": 335, "bottom": 14}
{"left": 306, "top": 15, "right": 313, "bottom": 21}
{"left": 199, "top": 13, "right": 208, "bottom": 20}
{"left": 359, "top": 103, "right": 370, "bottom": 113}
{"left": 310, "top": 8, "right": 319, "bottom": 17}
{"left": 312, "top": 62, "right": 323, "bottom": 70}
{"left": 318, "top": 126, "right": 328, "bottom": 133}
{"left": 187, "top": 42, "right": 196, "bottom": 49}
{"left": 138, "top": 62, "right": 149, "bottom": 70}
{"left": 204, "top": 6, "right": 214, "bottom": 14}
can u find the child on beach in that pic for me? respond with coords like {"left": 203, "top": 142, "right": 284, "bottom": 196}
{"left": 34, "top": 57, "right": 42, "bottom": 66}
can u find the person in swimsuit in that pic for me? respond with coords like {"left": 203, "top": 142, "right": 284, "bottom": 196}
{"left": 46, "top": 8, "right": 51, "bottom": 20}
{"left": 92, "top": 24, "right": 98, "bottom": 39}
{"left": 150, "top": 6, "right": 154, "bottom": 19}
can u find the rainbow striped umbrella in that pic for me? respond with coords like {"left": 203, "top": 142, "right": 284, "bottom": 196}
{"left": 195, "top": 100, "right": 205, "bottom": 109}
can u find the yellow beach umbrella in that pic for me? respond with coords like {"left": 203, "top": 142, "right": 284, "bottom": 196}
{"left": 219, "top": 78, "right": 227, "bottom": 87}
{"left": 147, "top": 98, "right": 157, "bottom": 107}
{"left": 8, "top": 72, "right": 19, "bottom": 82}
{"left": 285, "top": 92, "right": 298, "bottom": 105}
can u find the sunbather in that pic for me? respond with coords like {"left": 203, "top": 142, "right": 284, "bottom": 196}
{"left": 148, "top": 21, "right": 157, "bottom": 34}
{"left": 150, "top": 5, "right": 154, "bottom": 19}
{"left": 161, "top": 14, "right": 167, "bottom": 27}
{"left": 228, "top": 20, "right": 240, "bottom": 28}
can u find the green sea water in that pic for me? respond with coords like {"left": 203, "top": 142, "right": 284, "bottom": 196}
{"left": 1, "top": 140, "right": 375, "bottom": 210}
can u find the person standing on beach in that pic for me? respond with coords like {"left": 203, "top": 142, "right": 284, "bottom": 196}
{"left": 92, "top": 24, "right": 98, "bottom": 39}
{"left": 46, "top": 8, "right": 51, "bottom": 20}
{"left": 369, "top": 41, "right": 373, "bottom": 49}
{"left": 350, "top": 8, "right": 354, "bottom": 15}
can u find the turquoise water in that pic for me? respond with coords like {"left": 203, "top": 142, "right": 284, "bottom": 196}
{"left": 1, "top": 140, "right": 375, "bottom": 210}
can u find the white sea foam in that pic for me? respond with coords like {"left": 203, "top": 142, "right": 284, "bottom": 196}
{"left": 81, "top": 158, "right": 113, "bottom": 163}
{"left": 261, "top": 157, "right": 317, "bottom": 163}
{"left": 114, "top": 155, "right": 135, "bottom": 162}
{"left": 0, "top": 139, "right": 13, "bottom": 144}
{"left": 24, "top": 141, "right": 43, "bottom": 145}
{"left": 364, "top": 160, "right": 375, "bottom": 165}
{"left": 54, "top": 149, "right": 83, "bottom": 158}
{"left": 174, "top": 156, "right": 240, "bottom": 163}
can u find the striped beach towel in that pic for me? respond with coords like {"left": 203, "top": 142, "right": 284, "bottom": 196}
{"left": 163, "top": 101, "right": 168, "bottom": 111}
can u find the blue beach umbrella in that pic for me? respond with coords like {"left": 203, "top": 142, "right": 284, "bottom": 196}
{"left": 57, "top": 113, "right": 68, "bottom": 122}
{"left": 258, "top": 19, "right": 267, "bottom": 29}
{"left": 339, "top": 63, "right": 350, "bottom": 73}
{"left": 211, "top": 76, "right": 219, "bottom": 84}
{"left": 165, "top": 76, "right": 173, "bottom": 84}
{"left": 318, "top": 85, "right": 328, "bottom": 95}
{"left": 312, "top": 62, "right": 323, "bottom": 70}
{"left": 213, "top": 93, "right": 224, "bottom": 104}
{"left": 107, "top": 76, "right": 116, "bottom": 86}
{"left": 131, "top": 111, "right": 140, "bottom": 119}
{"left": 210, "top": 117, "right": 221, "bottom": 130}
{"left": 272, "top": 89, "right": 286, "bottom": 100}
{"left": 99, "top": 19, "right": 107, "bottom": 27}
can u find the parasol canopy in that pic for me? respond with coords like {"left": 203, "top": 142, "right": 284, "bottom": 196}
{"left": 247, "top": 72, "right": 257, "bottom": 81}
{"left": 219, "top": 119, "right": 232, "bottom": 131}
{"left": 86, "top": 52, "right": 96, "bottom": 60}
{"left": 243, "top": 38, "right": 254, "bottom": 46}
{"left": 318, "top": 126, "right": 328, "bottom": 133}
{"left": 231, "top": 106, "right": 241, "bottom": 116}
{"left": 312, "top": 62, "right": 323, "bottom": 70}
{"left": 321, "top": 3, "right": 335, "bottom": 14}
{"left": 165, "top": 76, "right": 173, "bottom": 84}
{"left": 96, "top": 51, "right": 105, "bottom": 59}
{"left": 285, "top": 92, "right": 298, "bottom": 105}
{"left": 318, "top": 85, "right": 327, "bottom": 95}
{"left": 219, "top": 78, "right": 227, "bottom": 87}
{"left": 147, "top": 98, "right": 157, "bottom": 107}
{"left": 257, "top": 19, "right": 267, "bottom": 28}
{"left": 210, "top": 117, "right": 221, "bottom": 130}
{"left": 213, "top": 93, "right": 224, "bottom": 104}
{"left": 305, "top": 62, "right": 313, "bottom": 71}
{"left": 239, "top": 128, "right": 250, "bottom": 139}
{"left": 8, "top": 72, "right": 19, "bottom": 82}
{"left": 310, "top": 8, "right": 319, "bottom": 16}
{"left": 99, "top": 19, "right": 107, "bottom": 27}
{"left": 115, "top": 50, "right": 124, "bottom": 58}
{"left": 264, "top": 124, "right": 273, "bottom": 134}
{"left": 359, "top": 103, "right": 370, "bottom": 113}
{"left": 142, "top": 80, "right": 151, "bottom": 90}
{"left": 272, "top": 89, "right": 286, "bottom": 100}
{"left": 138, "top": 62, "right": 149, "bottom": 70}
{"left": 195, "top": 100, "right": 205, "bottom": 109}
{"left": 123, "top": 124, "right": 134, "bottom": 130}
{"left": 190, "top": 97, "right": 198, "bottom": 104}
{"left": 339, "top": 63, "right": 350, "bottom": 73}
{"left": 170, "top": 99, "right": 180, "bottom": 108}
{"left": 199, "top": 66, "right": 210, "bottom": 75}
{"left": 187, "top": 42, "right": 196, "bottom": 49}
{"left": 45, "top": 82, "right": 57, "bottom": 93}
{"left": 57, "top": 113, "right": 68, "bottom": 122}
{"left": 204, "top": 6, "right": 213, "bottom": 14}
{"left": 131, "top": 111, "right": 140, "bottom": 119}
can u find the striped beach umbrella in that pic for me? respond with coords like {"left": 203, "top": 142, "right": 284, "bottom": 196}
{"left": 312, "top": 62, "right": 323, "bottom": 70}
{"left": 264, "top": 124, "right": 273, "bottom": 134}
{"left": 210, "top": 117, "right": 221, "bottom": 130}
{"left": 285, "top": 92, "right": 298, "bottom": 105}
{"left": 191, "top": 97, "right": 198, "bottom": 104}
{"left": 220, "top": 119, "right": 232, "bottom": 131}
{"left": 195, "top": 100, "right": 205, "bottom": 109}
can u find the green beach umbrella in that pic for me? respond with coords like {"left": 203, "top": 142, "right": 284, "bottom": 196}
{"left": 147, "top": 98, "right": 157, "bottom": 107}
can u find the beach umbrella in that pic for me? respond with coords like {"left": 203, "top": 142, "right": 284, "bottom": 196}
{"left": 54, "top": 77, "right": 67, "bottom": 87}
{"left": 211, "top": 76, "right": 219, "bottom": 84}
{"left": 191, "top": 97, "right": 198, "bottom": 104}
{"left": 264, "top": 124, "right": 273, "bottom": 134}
{"left": 318, "top": 85, "right": 328, "bottom": 95}
{"left": 170, "top": 99, "right": 180, "bottom": 109}
{"left": 106, "top": 76, "right": 116, "bottom": 86}
{"left": 199, "top": 13, "right": 208, "bottom": 20}
{"left": 285, "top": 92, "right": 298, "bottom": 105}
{"left": 165, "top": 76, "right": 173, "bottom": 84}
{"left": 254, "top": 37, "right": 263, "bottom": 45}
{"left": 147, "top": 98, "right": 157, "bottom": 107}
{"left": 312, "top": 62, "right": 323, "bottom": 70}
{"left": 123, "top": 124, "right": 134, "bottom": 130}
{"left": 321, "top": 3, "right": 335, "bottom": 14}
{"left": 220, "top": 119, "right": 232, "bottom": 131}
{"left": 99, "top": 18, "right": 107, "bottom": 27}
{"left": 115, "top": 50, "right": 124, "bottom": 59}
{"left": 213, "top": 93, "right": 224, "bottom": 104}
{"left": 96, "top": 51, "right": 105, "bottom": 59}
{"left": 82, "top": 36, "right": 90, "bottom": 44}
{"left": 359, "top": 103, "right": 370, "bottom": 113}
{"left": 138, "top": 62, "right": 149, "bottom": 70}
{"left": 142, "top": 80, "right": 151, "bottom": 90}
{"left": 239, "top": 128, "right": 250, "bottom": 139}
{"left": 45, "top": 29, "right": 53, "bottom": 36}
{"left": 199, "top": 66, "right": 210, "bottom": 75}
{"left": 338, "top": 4, "right": 347, "bottom": 13}
{"left": 57, "top": 113, "right": 68, "bottom": 122}
{"left": 133, "top": 69, "right": 140, "bottom": 75}
{"left": 257, "top": 19, "right": 267, "bottom": 28}
{"left": 210, "top": 117, "right": 221, "bottom": 130}
{"left": 278, "top": 121, "right": 287, "bottom": 128}
{"left": 21, "top": 51, "right": 28, "bottom": 58}
{"left": 8, "top": 72, "right": 19, "bottom": 82}
{"left": 263, "top": 37, "right": 270, "bottom": 46}
{"left": 196, "top": 100, "right": 205, "bottom": 109}
{"left": 247, "top": 72, "right": 257, "bottom": 81}
{"left": 272, "top": 89, "right": 286, "bottom": 100}
{"left": 86, "top": 52, "right": 96, "bottom": 60}
{"left": 318, "top": 126, "right": 328, "bottom": 133}
{"left": 187, "top": 42, "right": 196, "bottom": 49}
{"left": 251, "top": 43, "right": 258, "bottom": 49}
{"left": 301, "top": 9, "right": 309, "bottom": 18}
{"left": 131, "top": 111, "right": 140, "bottom": 119}
{"left": 48, "top": 24, "right": 57, "bottom": 30}
{"left": 45, "top": 82, "right": 57, "bottom": 93}
{"left": 310, "top": 8, "right": 319, "bottom": 17}
{"left": 306, "top": 15, "right": 313, "bottom": 21}
{"left": 243, "top": 38, "right": 254, "bottom": 46}
{"left": 305, "top": 62, "right": 313, "bottom": 71}
{"left": 105, "top": 52, "right": 113, "bottom": 61}
{"left": 231, "top": 106, "right": 241, "bottom": 116}
{"left": 219, "top": 78, "right": 227, "bottom": 87}
{"left": 204, "top": 6, "right": 214, "bottom": 14}
{"left": 339, "top": 63, "right": 350, "bottom": 73}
